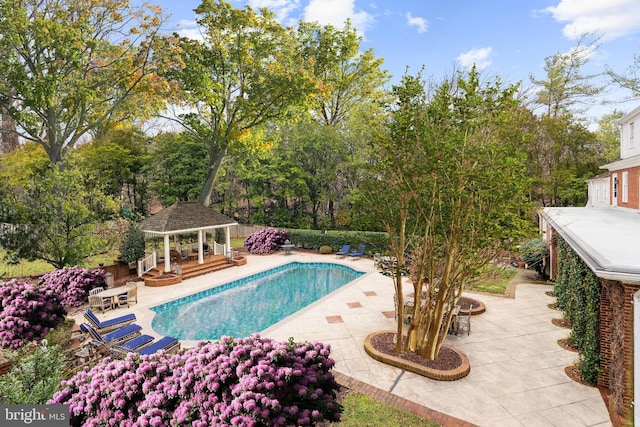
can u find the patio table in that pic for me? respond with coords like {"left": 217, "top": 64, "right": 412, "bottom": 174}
{"left": 96, "top": 288, "right": 130, "bottom": 309}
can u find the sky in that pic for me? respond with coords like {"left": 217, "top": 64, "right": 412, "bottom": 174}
{"left": 153, "top": 0, "right": 640, "bottom": 126}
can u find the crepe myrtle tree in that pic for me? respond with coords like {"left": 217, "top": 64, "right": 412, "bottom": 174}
{"left": 367, "top": 68, "right": 534, "bottom": 359}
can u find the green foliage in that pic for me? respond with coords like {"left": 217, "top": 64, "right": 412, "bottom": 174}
{"left": 146, "top": 132, "right": 208, "bottom": 205}
{"left": 365, "top": 67, "right": 535, "bottom": 359}
{"left": 0, "top": 166, "right": 119, "bottom": 268}
{"left": 74, "top": 126, "right": 148, "bottom": 215}
{"left": 319, "top": 246, "right": 333, "bottom": 254}
{"left": 518, "top": 237, "right": 548, "bottom": 277}
{"left": 0, "top": 342, "right": 66, "bottom": 404}
{"left": 163, "top": 0, "right": 316, "bottom": 206}
{"left": 286, "top": 229, "right": 388, "bottom": 254}
{"left": 555, "top": 236, "right": 600, "bottom": 385}
{"left": 119, "top": 221, "right": 146, "bottom": 263}
{"left": 0, "top": 0, "right": 167, "bottom": 165}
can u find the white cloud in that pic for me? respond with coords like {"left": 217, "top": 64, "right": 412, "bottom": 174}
{"left": 247, "top": 0, "right": 301, "bottom": 23}
{"left": 303, "top": 0, "right": 374, "bottom": 36}
{"left": 175, "top": 19, "right": 204, "bottom": 41}
{"left": 405, "top": 12, "right": 427, "bottom": 33}
{"left": 544, "top": 0, "right": 640, "bottom": 40}
{"left": 457, "top": 47, "right": 493, "bottom": 71}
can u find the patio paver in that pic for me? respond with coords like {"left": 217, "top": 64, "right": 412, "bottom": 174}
{"left": 75, "top": 252, "right": 612, "bottom": 426}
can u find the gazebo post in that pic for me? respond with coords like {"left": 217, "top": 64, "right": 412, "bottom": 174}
{"left": 163, "top": 234, "right": 171, "bottom": 273}
{"left": 225, "top": 226, "right": 232, "bottom": 258}
{"left": 197, "top": 230, "right": 204, "bottom": 264}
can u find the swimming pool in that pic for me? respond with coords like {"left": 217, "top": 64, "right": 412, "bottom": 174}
{"left": 151, "top": 262, "right": 365, "bottom": 340}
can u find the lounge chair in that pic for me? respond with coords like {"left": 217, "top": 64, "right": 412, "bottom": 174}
{"left": 348, "top": 245, "right": 367, "bottom": 257}
{"left": 84, "top": 308, "right": 136, "bottom": 333}
{"left": 137, "top": 336, "right": 180, "bottom": 356}
{"left": 336, "top": 245, "right": 351, "bottom": 257}
{"left": 83, "top": 323, "right": 142, "bottom": 346}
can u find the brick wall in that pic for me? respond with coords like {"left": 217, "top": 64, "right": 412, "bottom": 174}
{"left": 598, "top": 279, "right": 640, "bottom": 426}
{"left": 610, "top": 165, "right": 640, "bottom": 210}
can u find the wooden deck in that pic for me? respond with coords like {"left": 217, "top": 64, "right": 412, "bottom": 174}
{"left": 145, "top": 255, "right": 235, "bottom": 280}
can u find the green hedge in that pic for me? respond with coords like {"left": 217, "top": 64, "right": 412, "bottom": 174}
{"left": 285, "top": 229, "right": 389, "bottom": 255}
{"left": 555, "top": 236, "right": 600, "bottom": 385}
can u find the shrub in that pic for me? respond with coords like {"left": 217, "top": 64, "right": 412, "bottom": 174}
{"left": 119, "top": 221, "right": 146, "bottom": 263}
{"left": 0, "top": 340, "right": 66, "bottom": 403}
{"left": 39, "top": 266, "right": 106, "bottom": 308}
{"left": 517, "top": 237, "right": 548, "bottom": 278}
{"left": 0, "top": 279, "right": 66, "bottom": 349}
{"left": 50, "top": 335, "right": 342, "bottom": 426}
{"left": 244, "top": 228, "right": 290, "bottom": 254}
{"left": 319, "top": 246, "right": 333, "bottom": 254}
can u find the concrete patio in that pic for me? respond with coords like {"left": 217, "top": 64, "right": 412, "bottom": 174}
{"left": 78, "top": 251, "right": 612, "bottom": 426}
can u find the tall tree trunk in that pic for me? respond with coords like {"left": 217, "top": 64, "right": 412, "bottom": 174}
{"left": 198, "top": 146, "right": 227, "bottom": 207}
{"left": 0, "top": 108, "right": 19, "bottom": 154}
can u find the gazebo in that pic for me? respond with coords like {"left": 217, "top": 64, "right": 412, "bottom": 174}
{"left": 139, "top": 201, "right": 238, "bottom": 273}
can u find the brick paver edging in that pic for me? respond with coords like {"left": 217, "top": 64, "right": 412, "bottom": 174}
{"left": 363, "top": 331, "right": 471, "bottom": 381}
{"left": 333, "top": 372, "right": 479, "bottom": 427}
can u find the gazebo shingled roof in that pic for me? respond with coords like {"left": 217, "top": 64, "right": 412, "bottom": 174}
{"left": 139, "top": 201, "right": 237, "bottom": 234}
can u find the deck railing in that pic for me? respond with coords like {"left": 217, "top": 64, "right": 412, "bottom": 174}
{"left": 137, "top": 252, "right": 157, "bottom": 277}
{"left": 213, "top": 242, "right": 226, "bottom": 256}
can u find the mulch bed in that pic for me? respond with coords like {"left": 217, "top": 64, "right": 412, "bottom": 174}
{"left": 551, "top": 318, "right": 572, "bottom": 329}
{"left": 565, "top": 365, "right": 595, "bottom": 387}
{"left": 458, "top": 296, "right": 481, "bottom": 310}
{"left": 558, "top": 338, "right": 579, "bottom": 353}
{"left": 545, "top": 290, "right": 557, "bottom": 297}
{"left": 369, "top": 332, "right": 462, "bottom": 371}
{"left": 547, "top": 302, "right": 562, "bottom": 311}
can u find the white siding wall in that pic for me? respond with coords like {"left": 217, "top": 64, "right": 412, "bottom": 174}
{"left": 620, "top": 109, "right": 640, "bottom": 159}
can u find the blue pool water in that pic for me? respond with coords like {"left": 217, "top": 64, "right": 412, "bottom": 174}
{"left": 151, "top": 262, "right": 364, "bottom": 340}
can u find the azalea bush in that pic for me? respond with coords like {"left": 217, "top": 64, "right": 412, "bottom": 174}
{"left": 0, "top": 279, "right": 66, "bottom": 349}
{"left": 50, "top": 335, "right": 342, "bottom": 426}
{"left": 39, "top": 266, "right": 106, "bottom": 307}
{"left": 244, "top": 228, "right": 290, "bottom": 254}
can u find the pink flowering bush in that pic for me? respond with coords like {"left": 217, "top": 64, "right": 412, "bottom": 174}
{"left": 39, "top": 266, "right": 106, "bottom": 307}
{"left": 50, "top": 335, "right": 342, "bottom": 426}
{"left": 244, "top": 228, "right": 290, "bottom": 254}
{"left": 0, "top": 279, "right": 66, "bottom": 349}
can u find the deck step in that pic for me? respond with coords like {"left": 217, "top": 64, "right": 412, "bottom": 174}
{"left": 143, "top": 255, "right": 234, "bottom": 281}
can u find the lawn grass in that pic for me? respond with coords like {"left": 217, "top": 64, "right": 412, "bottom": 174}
{"left": 466, "top": 265, "right": 517, "bottom": 294}
{"left": 335, "top": 391, "right": 439, "bottom": 426}
{"left": 1, "top": 238, "right": 248, "bottom": 279}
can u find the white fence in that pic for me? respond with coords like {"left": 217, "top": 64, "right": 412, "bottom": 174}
{"left": 137, "top": 252, "right": 157, "bottom": 277}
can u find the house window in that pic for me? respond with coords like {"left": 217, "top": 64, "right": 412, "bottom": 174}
{"left": 630, "top": 122, "right": 635, "bottom": 148}
{"left": 622, "top": 171, "right": 629, "bottom": 203}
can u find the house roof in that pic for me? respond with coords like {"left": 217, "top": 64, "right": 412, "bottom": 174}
{"left": 540, "top": 207, "right": 640, "bottom": 283}
{"left": 139, "top": 201, "right": 237, "bottom": 235}
{"left": 600, "top": 153, "right": 640, "bottom": 171}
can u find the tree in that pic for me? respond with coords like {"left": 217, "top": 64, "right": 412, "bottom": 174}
{"left": 595, "top": 110, "right": 624, "bottom": 163}
{"left": 0, "top": 167, "right": 119, "bottom": 268}
{"left": 296, "top": 21, "right": 389, "bottom": 127}
{"left": 367, "top": 69, "right": 534, "bottom": 359}
{"left": 525, "top": 114, "right": 600, "bottom": 207}
{"left": 119, "top": 221, "right": 145, "bottom": 263}
{"left": 146, "top": 132, "right": 208, "bottom": 206}
{"left": 530, "top": 36, "right": 602, "bottom": 117}
{"left": 607, "top": 53, "right": 640, "bottom": 98}
{"left": 161, "top": 0, "right": 315, "bottom": 207}
{"left": 74, "top": 126, "right": 148, "bottom": 215}
{"left": 0, "top": 0, "right": 167, "bottom": 165}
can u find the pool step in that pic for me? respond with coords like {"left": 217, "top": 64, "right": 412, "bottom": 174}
{"left": 145, "top": 255, "right": 235, "bottom": 281}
